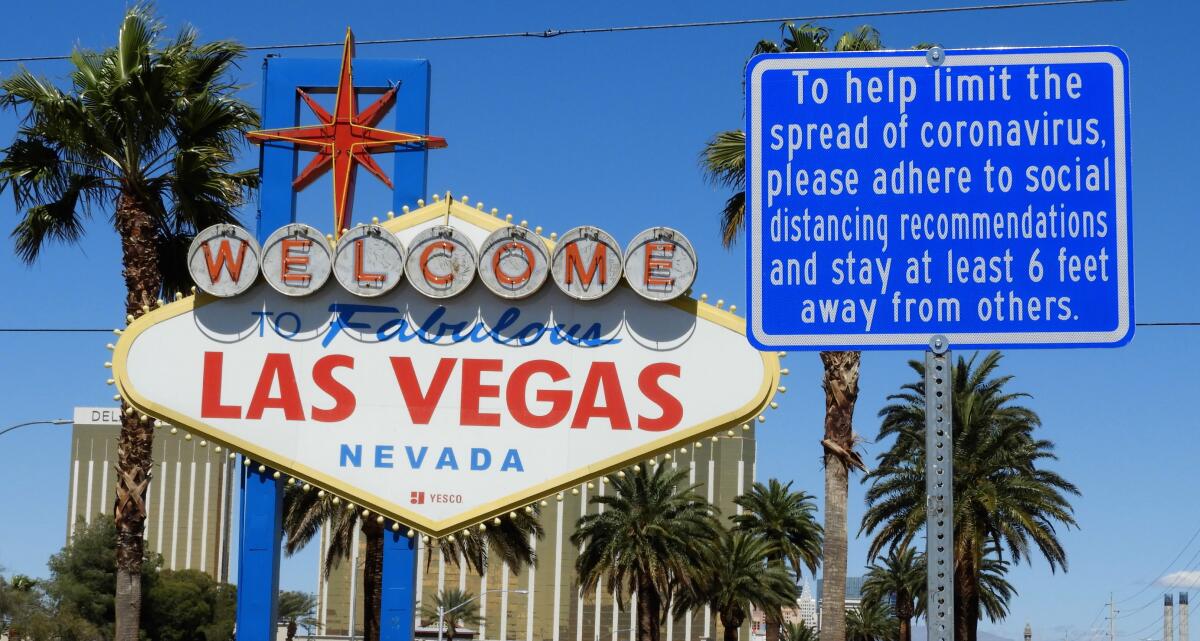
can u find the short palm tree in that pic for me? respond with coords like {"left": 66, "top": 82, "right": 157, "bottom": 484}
{"left": 572, "top": 464, "right": 720, "bottom": 641}
{"left": 282, "top": 485, "right": 542, "bottom": 641}
{"left": 0, "top": 8, "right": 257, "bottom": 640}
{"left": 700, "top": 23, "right": 883, "bottom": 641}
{"left": 782, "top": 621, "right": 818, "bottom": 641}
{"left": 731, "top": 479, "right": 822, "bottom": 641}
{"left": 278, "top": 591, "right": 318, "bottom": 641}
{"left": 675, "top": 531, "right": 797, "bottom": 641}
{"left": 861, "top": 547, "right": 924, "bottom": 641}
{"left": 421, "top": 588, "right": 484, "bottom": 641}
{"left": 861, "top": 352, "right": 1079, "bottom": 641}
{"left": 846, "top": 600, "right": 897, "bottom": 641}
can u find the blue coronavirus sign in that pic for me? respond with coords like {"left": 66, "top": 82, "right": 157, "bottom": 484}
{"left": 745, "top": 46, "right": 1132, "bottom": 350}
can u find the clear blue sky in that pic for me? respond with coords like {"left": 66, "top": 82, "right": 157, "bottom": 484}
{"left": 0, "top": 2, "right": 1197, "bottom": 640}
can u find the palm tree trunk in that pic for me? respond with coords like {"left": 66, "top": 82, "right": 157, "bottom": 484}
{"left": 954, "top": 550, "right": 979, "bottom": 641}
{"left": 818, "top": 350, "right": 861, "bottom": 641}
{"left": 363, "top": 521, "right": 384, "bottom": 641}
{"left": 113, "top": 191, "right": 162, "bottom": 641}
{"left": 287, "top": 619, "right": 298, "bottom": 641}
{"left": 765, "top": 616, "right": 781, "bottom": 641}
{"left": 723, "top": 616, "right": 742, "bottom": 641}
{"left": 899, "top": 616, "right": 911, "bottom": 641}
{"left": 636, "top": 576, "right": 662, "bottom": 641}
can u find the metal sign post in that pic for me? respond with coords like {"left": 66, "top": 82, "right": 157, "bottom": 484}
{"left": 925, "top": 335, "right": 953, "bottom": 641}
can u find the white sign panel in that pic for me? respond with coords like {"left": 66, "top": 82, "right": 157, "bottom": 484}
{"left": 115, "top": 202, "right": 777, "bottom": 535}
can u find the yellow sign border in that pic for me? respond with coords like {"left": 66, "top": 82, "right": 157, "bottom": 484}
{"left": 113, "top": 198, "right": 780, "bottom": 537}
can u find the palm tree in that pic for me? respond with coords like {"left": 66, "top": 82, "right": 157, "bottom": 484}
{"left": 861, "top": 352, "right": 1079, "bottom": 641}
{"left": 282, "top": 485, "right": 542, "bottom": 641}
{"left": 731, "top": 479, "right": 822, "bottom": 641}
{"left": 572, "top": 464, "right": 720, "bottom": 641}
{"left": 846, "top": 600, "right": 897, "bottom": 641}
{"left": 421, "top": 588, "right": 484, "bottom": 641}
{"left": 278, "top": 591, "right": 318, "bottom": 641}
{"left": 700, "top": 23, "right": 882, "bottom": 641}
{"left": 782, "top": 621, "right": 818, "bottom": 641}
{"left": 862, "top": 547, "right": 924, "bottom": 641}
{"left": 0, "top": 9, "right": 258, "bottom": 640}
{"left": 674, "top": 530, "right": 797, "bottom": 641}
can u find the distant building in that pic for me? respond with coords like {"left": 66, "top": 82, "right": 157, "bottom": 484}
{"left": 750, "top": 580, "right": 818, "bottom": 639}
{"left": 316, "top": 431, "right": 758, "bottom": 641}
{"left": 66, "top": 407, "right": 234, "bottom": 581}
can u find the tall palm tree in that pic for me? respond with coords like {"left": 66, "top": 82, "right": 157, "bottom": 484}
{"left": 846, "top": 600, "right": 897, "bottom": 641}
{"left": 862, "top": 547, "right": 925, "bottom": 641}
{"left": 282, "top": 485, "right": 542, "bottom": 641}
{"left": 421, "top": 588, "right": 484, "bottom": 641}
{"left": 861, "top": 352, "right": 1079, "bottom": 641}
{"left": 572, "top": 464, "right": 720, "bottom": 641}
{"left": 731, "top": 479, "right": 822, "bottom": 641}
{"left": 700, "top": 23, "right": 882, "bottom": 641}
{"left": 0, "top": 8, "right": 257, "bottom": 640}
{"left": 278, "top": 591, "right": 318, "bottom": 641}
{"left": 674, "top": 530, "right": 797, "bottom": 641}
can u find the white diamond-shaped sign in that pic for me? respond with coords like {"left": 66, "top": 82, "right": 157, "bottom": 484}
{"left": 114, "top": 200, "right": 779, "bottom": 536}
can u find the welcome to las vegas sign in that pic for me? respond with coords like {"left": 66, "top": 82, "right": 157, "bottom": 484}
{"left": 112, "top": 198, "right": 780, "bottom": 537}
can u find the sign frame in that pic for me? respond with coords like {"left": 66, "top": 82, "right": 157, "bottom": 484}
{"left": 114, "top": 199, "right": 780, "bottom": 537}
{"left": 745, "top": 46, "right": 1134, "bottom": 351}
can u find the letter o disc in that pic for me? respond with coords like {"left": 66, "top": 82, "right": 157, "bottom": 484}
{"left": 477, "top": 227, "right": 550, "bottom": 299}
{"left": 623, "top": 227, "right": 697, "bottom": 301}
{"left": 550, "top": 226, "right": 624, "bottom": 301}
{"left": 333, "top": 224, "right": 406, "bottom": 297}
{"left": 188, "top": 224, "right": 261, "bottom": 297}
{"left": 261, "top": 224, "right": 332, "bottom": 297}
{"left": 405, "top": 225, "right": 477, "bottom": 299}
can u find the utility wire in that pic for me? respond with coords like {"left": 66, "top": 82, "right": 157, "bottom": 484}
{"left": 0, "top": 0, "right": 1126, "bottom": 63}
{"left": 1116, "top": 519, "right": 1200, "bottom": 606}
{"left": 1, "top": 321, "right": 1198, "bottom": 333}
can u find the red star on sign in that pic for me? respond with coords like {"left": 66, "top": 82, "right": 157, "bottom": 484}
{"left": 247, "top": 28, "right": 447, "bottom": 236}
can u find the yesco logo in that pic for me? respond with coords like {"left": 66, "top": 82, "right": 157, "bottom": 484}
{"left": 188, "top": 222, "right": 698, "bottom": 303}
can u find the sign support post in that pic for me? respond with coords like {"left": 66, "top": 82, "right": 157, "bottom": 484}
{"left": 925, "top": 335, "right": 953, "bottom": 641}
{"left": 380, "top": 527, "right": 419, "bottom": 641}
{"left": 236, "top": 464, "right": 284, "bottom": 641}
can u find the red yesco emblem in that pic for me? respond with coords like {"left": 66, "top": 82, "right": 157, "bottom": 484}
{"left": 246, "top": 28, "right": 447, "bottom": 236}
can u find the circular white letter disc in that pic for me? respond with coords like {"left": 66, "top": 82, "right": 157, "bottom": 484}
{"left": 260, "top": 224, "right": 332, "bottom": 297}
{"left": 550, "top": 226, "right": 624, "bottom": 301}
{"left": 623, "top": 227, "right": 698, "bottom": 301}
{"left": 333, "top": 225, "right": 406, "bottom": 297}
{"left": 188, "top": 224, "right": 261, "bottom": 297}
{"left": 405, "top": 225, "right": 478, "bottom": 299}
{"left": 477, "top": 227, "right": 550, "bottom": 299}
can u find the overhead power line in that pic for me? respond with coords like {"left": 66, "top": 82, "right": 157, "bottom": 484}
{"left": 0, "top": 0, "right": 1125, "bottom": 63}
{"left": 2, "top": 321, "right": 1200, "bottom": 336}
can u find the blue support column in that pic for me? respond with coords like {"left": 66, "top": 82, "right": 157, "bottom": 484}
{"left": 236, "top": 463, "right": 284, "bottom": 641}
{"left": 380, "top": 527, "right": 418, "bottom": 641}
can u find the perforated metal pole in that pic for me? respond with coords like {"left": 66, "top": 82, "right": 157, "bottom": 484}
{"left": 926, "top": 335, "right": 954, "bottom": 641}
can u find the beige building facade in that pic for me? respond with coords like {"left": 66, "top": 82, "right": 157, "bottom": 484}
{"left": 66, "top": 407, "right": 235, "bottom": 581}
{"left": 317, "top": 428, "right": 758, "bottom": 641}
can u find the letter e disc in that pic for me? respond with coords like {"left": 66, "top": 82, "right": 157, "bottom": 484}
{"left": 333, "top": 224, "right": 406, "bottom": 297}
{"left": 261, "top": 223, "right": 332, "bottom": 296}
{"left": 550, "top": 226, "right": 624, "bottom": 300}
{"left": 477, "top": 227, "right": 550, "bottom": 299}
{"left": 188, "top": 224, "right": 261, "bottom": 297}
{"left": 405, "top": 225, "right": 477, "bottom": 299}
{"left": 623, "top": 227, "right": 697, "bottom": 301}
